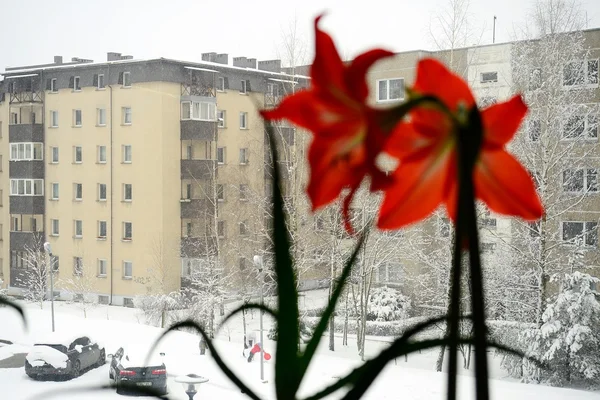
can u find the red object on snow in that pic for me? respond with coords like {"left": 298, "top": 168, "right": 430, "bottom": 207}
{"left": 250, "top": 344, "right": 271, "bottom": 360}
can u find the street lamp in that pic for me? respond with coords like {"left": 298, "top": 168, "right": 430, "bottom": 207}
{"left": 43, "top": 242, "right": 55, "bottom": 332}
{"left": 174, "top": 374, "right": 208, "bottom": 400}
{"left": 253, "top": 254, "right": 265, "bottom": 382}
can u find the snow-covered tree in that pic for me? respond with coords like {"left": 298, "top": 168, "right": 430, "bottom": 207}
{"left": 16, "top": 234, "right": 51, "bottom": 309}
{"left": 60, "top": 261, "right": 98, "bottom": 318}
{"left": 367, "top": 286, "right": 412, "bottom": 321}
{"left": 517, "top": 272, "right": 600, "bottom": 385}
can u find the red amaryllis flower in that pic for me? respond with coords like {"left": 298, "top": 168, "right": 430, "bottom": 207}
{"left": 378, "top": 58, "right": 543, "bottom": 229}
{"left": 260, "top": 15, "right": 395, "bottom": 234}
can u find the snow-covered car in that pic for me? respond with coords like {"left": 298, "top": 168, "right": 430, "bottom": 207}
{"left": 109, "top": 346, "right": 167, "bottom": 395}
{"left": 25, "top": 333, "right": 105, "bottom": 380}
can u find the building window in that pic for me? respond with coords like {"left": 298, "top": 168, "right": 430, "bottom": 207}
{"left": 123, "top": 184, "right": 132, "bottom": 201}
{"left": 480, "top": 72, "right": 498, "bottom": 83}
{"left": 239, "top": 148, "right": 249, "bottom": 165}
{"left": 240, "top": 80, "right": 247, "bottom": 94}
{"left": 239, "top": 184, "right": 249, "bottom": 201}
{"left": 122, "top": 72, "right": 131, "bottom": 87}
{"left": 562, "top": 114, "right": 598, "bottom": 140}
{"left": 97, "top": 74, "right": 105, "bottom": 89}
{"left": 50, "top": 111, "right": 59, "bottom": 127}
{"left": 217, "top": 147, "right": 225, "bottom": 164}
{"left": 180, "top": 101, "right": 216, "bottom": 121}
{"left": 562, "top": 221, "right": 598, "bottom": 246}
{"left": 239, "top": 112, "right": 248, "bottom": 129}
{"left": 186, "top": 222, "right": 193, "bottom": 237}
{"left": 9, "top": 179, "right": 44, "bottom": 196}
{"left": 239, "top": 220, "right": 249, "bottom": 236}
{"left": 73, "top": 146, "right": 82, "bottom": 163}
{"left": 123, "top": 222, "right": 132, "bottom": 241}
{"left": 51, "top": 219, "right": 59, "bottom": 236}
{"left": 217, "top": 220, "right": 226, "bottom": 238}
{"left": 184, "top": 183, "right": 192, "bottom": 200}
{"left": 97, "top": 146, "right": 107, "bottom": 163}
{"left": 123, "top": 297, "right": 134, "bottom": 307}
{"left": 73, "top": 109, "right": 82, "bottom": 127}
{"left": 98, "top": 295, "right": 109, "bottom": 304}
{"left": 217, "top": 110, "right": 226, "bottom": 128}
{"left": 50, "top": 78, "right": 57, "bottom": 93}
{"left": 97, "top": 259, "right": 107, "bottom": 276}
{"left": 74, "top": 183, "right": 83, "bottom": 200}
{"left": 527, "top": 120, "right": 541, "bottom": 142}
{"left": 51, "top": 147, "right": 59, "bottom": 163}
{"left": 377, "top": 78, "right": 404, "bottom": 102}
{"left": 98, "top": 221, "right": 107, "bottom": 239}
{"left": 97, "top": 109, "right": 106, "bottom": 126}
{"left": 73, "top": 257, "right": 83, "bottom": 276}
{"left": 122, "top": 145, "right": 132, "bottom": 163}
{"left": 217, "top": 77, "right": 225, "bottom": 92}
{"left": 563, "top": 59, "right": 599, "bottom": 87}
{"left": 123, "top": 261, "right": 132, "bottom": 279}
{"left": 73, "top": 76, "right": 81, "bottom": 91}
{"left": 74, "top": 220, "right": 83, "bottom": 238}
{"left": 51, "top": 182, "right": 59, "bottom": 200}
{"left": 98, "top": 183, "right": 107, "bottom": 201}
{"left": 563, "top": 168, "right": 598, "bottom": 193}
{"left": 122, "top": 107, "right": 132, "bottom": 125}
{"left": 217, "top": 184, "right": 224, "bottom": 201}
{"left": 439, "top": 217, "right": 451, "bottom": 238}
{"left": 10, "top": 143, "right": 43, "bottom": 161}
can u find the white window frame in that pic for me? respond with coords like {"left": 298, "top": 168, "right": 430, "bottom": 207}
{"left": 74, "top": 183, "right": 83, "bottom": 201}
{"left": 123, "top": 261, "right": 133, "bottom": 279}
{"left": 122, "top": 222, "right": 132, "bottom": 241}
{"left": 122, "top": 145, "right": 132, "bottom": 163}
{"left": 562, "top": 114, "right": 598, "bottom": 140}
{"left": 122, "top": 107, "right": 132, "bottom": 125}
{"left": 239, "top": 148, "right": 249, "bottom": 165}
{"left": 217, "top": 110, "right": 226, "bottom": 128}
{"left": 73, "top": 257, "right": 83, "bottom": 276}
{"left": 74, "top": 146, "right": 83, "bottom": 163}
{"left": 480, "top": 72, "right": 498, "bottom": 83}
{"left": 10, "top": 143, "right": 43, "bottom": 161}
{"left": 97, "top": 145, "right": 107, "bottom": 163}
{"left": 217, "top": 147, "right": 225, "bottom": 164}
{"left": 50, "top": 78, "right": 58, "bottom": 93}
{"left": 122, "top": 72, "right": 131, "bottom": 88}
{"left": 563, "top": 59, "right": 599, "bottom": 88}
{"left": 9, "top": 179, "right": 44, "bottom": 196}
{"left": 217, "top": 77, "right": 225, "bottom": 92}
{"left": 51, "top": 219, "right": 59, "bottom": 236}
{"left": 181, "top": 101, "right": 216, "bottom": 121}
{"left": 562, "top": 168, "right": 598, "bottom": 193}
{"left": 239, "top": 112, "right": 248, "bottom": 129}
{"left": 97, "top": 259, "right": 107, "bottom": 276}
{"left": 73, "top": 76, "right": 81, "bottom": 91}
{"left": 73, "top": 109, "right": 82, "bottom": 127}
{"left": 97, "top": 74, "right": 105, "bottom": 90}
{"left": 376, "top": 78, "right": 405, "bottom": 102}
{"left": 123, "top": 183, "right": 132, "bottom": 201}
{"left": 217, "top": 184, "right": 224, "bottom": 202}
{"left": 562, "top": 221, "right": 598, "bottom": 247}
{"left": 51, "top": 182, "right": 59, "bottom": 200}
{"left": 239, "top": 184, "right": 249, "bottom": 201}
{"left": 50, "top": 111, "right": 59, "bottom": 127}
{"left": 98, "top": 220, "right": 107, "bottom": 239}
{"left": 51, "top": 147, "right": 59, "bottom": 163}
{"left": 97, "top": 108, "right": 106, "bottom": 126}
{"left": 98, "top": 183, "right": 107, "bottom": 201}
{"left": 240, "top": 80, "right": 247, "bottom": 94}
{"left": 74, "top": 220, "right": 83, "bottom": 238}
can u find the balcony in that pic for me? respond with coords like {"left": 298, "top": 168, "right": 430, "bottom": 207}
{"left": 180, "top": 120, "right": 217, "bottom": 141}
{"left": 9, "top": 124, "right": 44, "bottom": 142}
{"left": 9, "top": 160, "right": 45, "bottom": 179}
{"left": 9, "top": 268, "right": 30, "bottom": 289}
{"left": 180, "top": 198, "right": 215, "bottom": 219}
{"left": 10, "top": 231, "right": 45, "bottom": 250}
{"left": 10, "top": 196, "right": 45, "bottom": 214}
{"left": 180, "top": 236, "right": 218, "bottom": 258}
{"left": 181, "top": 159, "right": 216, "bottom": 180}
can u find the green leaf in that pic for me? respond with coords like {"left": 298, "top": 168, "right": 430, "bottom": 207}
{"left": 299, "top": 233, "right": 366, "bottom": 381}
{"left": 0, "top": 296, "right": 27, "bottom": 330}
{"left": 146, "top": 320, "right": 262, "bottom": 400}
{"left": 266, "top": 124, "right": 301, "bottom": 398}
{"left": 217, "top": 303, "right": 278, "bottom": 333}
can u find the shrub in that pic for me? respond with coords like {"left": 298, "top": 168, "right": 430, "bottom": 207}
{"left": 367, "top": 287, "right": 412, "bottom": 321}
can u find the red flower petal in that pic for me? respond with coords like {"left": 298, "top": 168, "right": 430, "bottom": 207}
{"left": 311, "top": 15, "right": 345, "bottom": 91}
{"left": 346, "top": 49, "right": 395, "bottom": 102}
{"left": 474, "top": 150, "right": 543, "bottom": 220}
{"left": 413, "top": 59, "right": 475, "bottom": 111}
{"left": 482, "top": 95, "right": 528, "bottom": 148}
{"left": 385, "top": 111, "right": 450, "bottom": 159}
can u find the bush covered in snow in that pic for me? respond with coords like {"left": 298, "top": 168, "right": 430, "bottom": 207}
{"left": 506, "top": 272, "right": 600, "bottom": 387}
{"left": 268, "top": 318, "right": 313, "bottom": 343}
{"left": 366, "top": 287, "right": 412, "bottom": 321}
{"left": 135, "top": 292, "right": 186, "bottom": 328}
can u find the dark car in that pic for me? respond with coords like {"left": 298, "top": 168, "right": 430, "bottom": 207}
{"left": 25, "top": 335, "right": 105, "bottom": 380}
{"left": 109, "top": 347, "right": 167, "bottom": 395}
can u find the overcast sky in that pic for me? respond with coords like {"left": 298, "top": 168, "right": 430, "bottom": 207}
{"left": 2, "top": 0, "right": 600, "bottom": 70}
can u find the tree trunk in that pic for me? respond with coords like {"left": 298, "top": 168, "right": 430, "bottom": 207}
{"left": 199, "top": 337, "right": 207, "bottom": 355}
{"left": 436, "top": 345, "right": 446, "bottom": 372}
{"left": 343, "top": 289, "right": 349, "bottom": 346}
{"left": 161, "top": 308, "right": 166, "bottom": 328}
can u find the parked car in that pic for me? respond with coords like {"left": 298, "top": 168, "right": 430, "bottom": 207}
{"left": 25, "top": 333, "right": 105, "bottom": 380}
{"left": 109, "top": 346, "right": 167, "bottom": 395}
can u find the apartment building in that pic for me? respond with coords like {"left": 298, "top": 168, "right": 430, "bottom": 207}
{"left": 0, "top": 52, "right": 308, "bottom": 306}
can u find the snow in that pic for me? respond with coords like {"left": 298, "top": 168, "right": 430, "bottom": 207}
{"left": 0, "top": 297, "right": 599, "bottom": 399}
{"left": 25, "top": 346, "right": 68, "bottom": 369}
{"left": 0, "top": 343, "right": 29, "bottom": 361}
{"left": 119, "top": 347, "right": 165, "bottom": 368}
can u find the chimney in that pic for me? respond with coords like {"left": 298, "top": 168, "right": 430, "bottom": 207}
{"left": 247, "top": 58, "right": 257, "bottom": 69}
{"left": 214, "top": 53, "right": 228, "bottom": 65}
{"left": 54, "top": 56, "right": 63, "bottom": 64}
{"left": 233, "top": 57, "right": 257, "bottom": 69}
{"left": 107, "top": 52, "right": 122, "bottom": 61}
{"left": 121, "top": 55, "right": 133, "bottom": 60}
{"left": 202, "top": 52, "right": 217, "bottom": 62}
{"left": 258, "top": 59, "right": 282, "bottom": 73}
{"left": 71, "top": 57, "right": 94, "bottom": 63}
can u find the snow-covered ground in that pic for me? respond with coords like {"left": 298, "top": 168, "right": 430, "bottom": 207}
{"left": 1, "top": 296, "right": 599, "bottom": 400}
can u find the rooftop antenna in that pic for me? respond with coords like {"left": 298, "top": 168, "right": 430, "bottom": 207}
{"left": 493, "top": 16, "right": 497, "bottom": 43}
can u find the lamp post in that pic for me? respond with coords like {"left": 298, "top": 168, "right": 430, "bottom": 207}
{"left": 253, "top": 254, "right": 265, "bottom": 382}
{"left": 43, "top": 242, "right": 55, "bottom": 332}
{"left": 174, "top": 374, "right": 208, "bottom": 400}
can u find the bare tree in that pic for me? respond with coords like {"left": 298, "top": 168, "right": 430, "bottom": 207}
{"left": 60, "top": 259, "right": 97, "bottom": 318}
{"left": 16, "top": 234, "right": 51, "bottom": 309}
